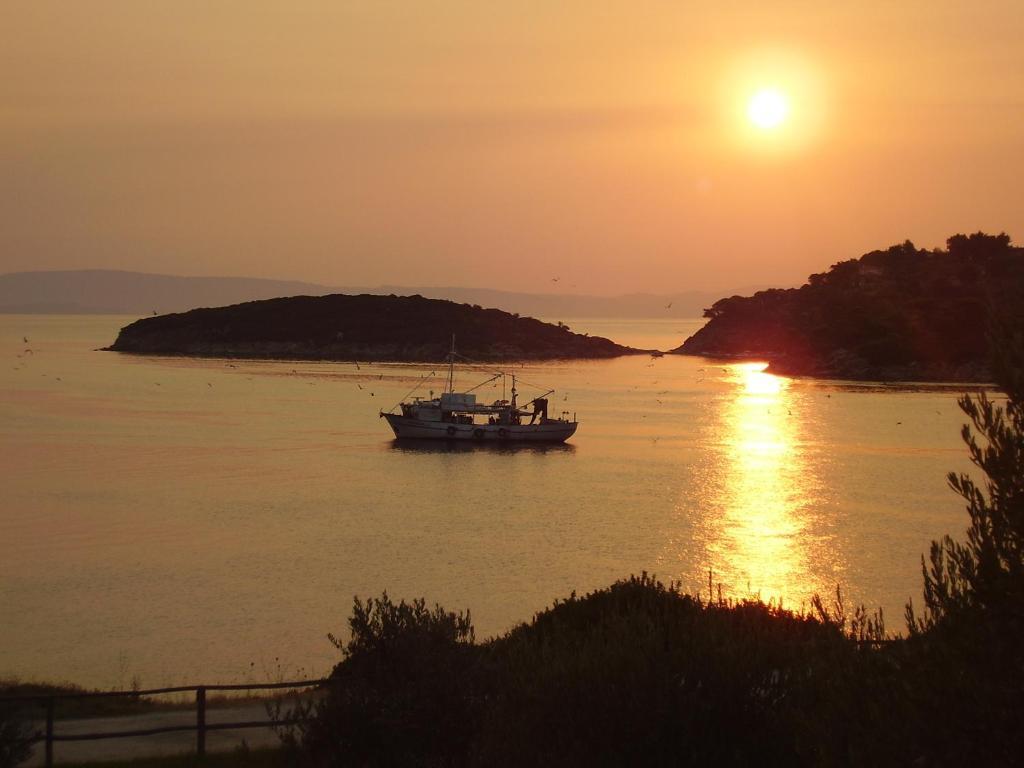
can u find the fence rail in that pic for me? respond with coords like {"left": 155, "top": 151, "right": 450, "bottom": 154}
{"left": 1, "top": 678, "right": 328, "bottom": 767}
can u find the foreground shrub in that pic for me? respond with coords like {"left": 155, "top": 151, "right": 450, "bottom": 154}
{"left": 283, "top": 593, "right": 479, "bottom": 766}
{"left": 900, "top": 314, "right": 1024, "bottom": 764}
{"left": 477, "top": 576, "right": 899, "bottom": 767}
{"left": 0, "top": 704, "right": 33, "bottom": 768}
{"left": 286, "top": 577, "right": 902, "bottom": 767}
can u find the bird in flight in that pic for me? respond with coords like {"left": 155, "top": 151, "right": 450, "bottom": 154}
{"left": 665, "top": 302, "right": 672, "bottom": 309}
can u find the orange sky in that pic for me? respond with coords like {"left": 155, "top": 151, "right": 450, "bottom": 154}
{"left": 1, "top": 1, "right": 1021, "bottom": 294}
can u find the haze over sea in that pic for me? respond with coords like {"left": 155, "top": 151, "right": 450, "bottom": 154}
{"left": 1, "top": 314, "right": 973, "bottom": 689}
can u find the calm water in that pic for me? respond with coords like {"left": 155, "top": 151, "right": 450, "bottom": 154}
{"left": 1, "top": 315, "right": 976, "bottom": 688}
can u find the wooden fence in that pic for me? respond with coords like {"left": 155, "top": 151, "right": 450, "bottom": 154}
{"left": 1, "top": 678, "right": 327, "bottom": 767}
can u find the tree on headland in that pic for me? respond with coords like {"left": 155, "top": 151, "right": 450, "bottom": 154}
{"left": 946, "top": 231, "right": 1012, "bottom": 262}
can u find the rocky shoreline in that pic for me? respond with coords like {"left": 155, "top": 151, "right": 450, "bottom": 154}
{"left": 673, "top": 344, "right": 992, "bottom": 383}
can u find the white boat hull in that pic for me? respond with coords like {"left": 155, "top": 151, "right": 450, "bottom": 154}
{"left": 383, "top": 414, "right": 577, "bottom": 443}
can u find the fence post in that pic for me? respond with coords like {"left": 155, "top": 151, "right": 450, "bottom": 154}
{"left": 196, "top": 686, "right": 206, "bottom": 757}
{"left": 44, "top": 696, "right": 54, "bottom": 768}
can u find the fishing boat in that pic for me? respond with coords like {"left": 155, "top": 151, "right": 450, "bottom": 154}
{"left": 380, "top": 338, "right": 578, "bottom": 443}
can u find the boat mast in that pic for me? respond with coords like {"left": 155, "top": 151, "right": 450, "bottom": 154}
{"left": 447, "top": 334, "right": 456, "bottom": 394}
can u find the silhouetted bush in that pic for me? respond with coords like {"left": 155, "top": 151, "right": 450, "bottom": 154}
{"left": 285, "top": 578, "right": 908, "bottom": 767}
{"left": 0, "top": 704, "right": 33, "bottom": 768}
{"left": 899, "top": 312, "right": 1024, "bottom": 765}
{"left": 477, "top": 578, "right": 901, "bottom": 767}
{"left": 282, "top": 594, "right": 480, "bottom": 766}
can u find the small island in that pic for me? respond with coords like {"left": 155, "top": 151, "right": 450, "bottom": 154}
{"left": 673, "top": 232, "right": 1024, "bottom": 381}
{"left": 107, "top": 293, "right": 640, "bottom": 361}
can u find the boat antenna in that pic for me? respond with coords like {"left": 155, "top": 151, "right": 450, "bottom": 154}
{"left": 447, "top": 334, "right": 456, "bottom": 394}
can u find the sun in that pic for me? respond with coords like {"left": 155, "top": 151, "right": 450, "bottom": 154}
{"left": 747, "top": 88, "right": 789, "bottom": 130}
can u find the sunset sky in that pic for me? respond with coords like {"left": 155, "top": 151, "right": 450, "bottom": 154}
{"left": 2, "top": 1, "right": 1021, "bottom": 294}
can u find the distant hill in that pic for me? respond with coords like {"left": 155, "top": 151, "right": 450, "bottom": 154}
{"left": 0, "top": 269, "right": 748, "bottom": 319}
{"left": 107, "top": 294, "right": 641, "bottom": 362}
{"left": 0, "top": 270, "right": 333, "bottom": 315}
{"left": 673, "top": 232, "right": 1024, "bottom": 382}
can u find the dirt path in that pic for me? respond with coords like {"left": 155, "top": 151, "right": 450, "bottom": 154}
{"left": 26, "top": 701, "right": 291, "bottom": 765}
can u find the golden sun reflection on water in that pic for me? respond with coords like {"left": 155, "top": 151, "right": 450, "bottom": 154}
{"left": 693, "top": 363, "right": 828, "bottom": 605}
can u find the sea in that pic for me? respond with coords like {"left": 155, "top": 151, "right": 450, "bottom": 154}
{"left": 0, "top": 314, "right": 980, "bottom": 689}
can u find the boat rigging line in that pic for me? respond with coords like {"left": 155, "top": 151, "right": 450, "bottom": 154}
{"left": 386, "top": 369, "right": 437, "bottom": 414}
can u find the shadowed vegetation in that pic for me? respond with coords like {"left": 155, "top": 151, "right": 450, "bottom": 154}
{"left": 50, "top": 748, "right": 281, "bottom": 767}
{"left": 676, "top": 232, "right": 1024, "bottom": 381}
{"left": 279, "top": 579, "right": 899, "bottom": 766}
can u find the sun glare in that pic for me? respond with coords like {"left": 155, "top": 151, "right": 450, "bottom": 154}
{"left": 719, "top": 49, "right": 827, "bottom": 151}
{"left": 747, "top": 88, "right": 789, "bottom": 129}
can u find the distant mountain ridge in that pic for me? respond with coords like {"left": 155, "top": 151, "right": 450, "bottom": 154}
{"left": 0, "top": 269, "right": 756, "bottom": 319}
{"left": 0, "top": 270, "right": 333, "bottom": 316}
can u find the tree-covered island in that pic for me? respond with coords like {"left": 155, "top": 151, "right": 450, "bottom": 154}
{"left": 107, "top": 293, "right": 640, "bottom": 362}
{"left": 674, "top": 232, "right": 1024, "bottom": 381}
